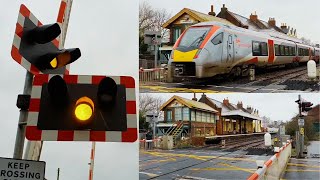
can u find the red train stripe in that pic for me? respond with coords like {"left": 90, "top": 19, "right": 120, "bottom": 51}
{"left": 126, "top": 101, "right": 136, "bottom": 114}
{"left": 26, "top": 126, "right": 42, "bottom": 140}
{"left": 33, "top": 74, "right": 49, "bottom": 86}
{"left": 246, "top": 57, "right": 258, "bottom": 64}
{"left": 57, "top": 131, "right": 74, "bottom": 141}
{"left": 120, "top": 76, "right": 135, "bottom": 88}
{"left": 121, "top": 128, "right": 138, "bottom": 142}
{"left": 90, "top": 131, "right": 106, "bottom": 141}
{"left": 200, "top": 26, "right": 220, "bottom": 49}
{"left": 29, "top": 99, "right": 40, "bottom": 112}
{"left": 268, "top": 39, "right": 275, "bottom": 63}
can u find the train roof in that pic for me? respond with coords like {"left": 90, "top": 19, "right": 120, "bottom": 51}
{"left": 191, "top": 21, "right": 316, "bottom": 46}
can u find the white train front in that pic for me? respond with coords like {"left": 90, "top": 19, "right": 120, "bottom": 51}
{"left": 167, "top": 21, "right": 320, "bottom": 82}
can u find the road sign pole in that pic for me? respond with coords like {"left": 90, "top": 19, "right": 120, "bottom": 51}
{"left": 13, "top": 71, "right": 33, "bottom": 159}
{"left": 154, "top": 34, "right": 158, "bottom": 68}
{"left": 24, "top": 0, "right": 73, "bottom": 160}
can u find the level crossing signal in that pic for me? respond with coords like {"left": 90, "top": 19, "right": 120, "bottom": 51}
{"left": 301, "top": 102, "right": 313, "bottom": 112}
{"left": 26, "top": 74, "right": 137, "bottom": 142}
{"left": 11, "top": 4, "right": 80, "bottom": 74}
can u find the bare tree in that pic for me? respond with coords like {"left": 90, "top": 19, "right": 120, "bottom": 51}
{"left": 139, "top": 93, "right": 166, "bottom": 130}
{"left": 139, "top": 93, "right": 165, "bottom": 117}
{"left": 139, "top": 1, "right": 171, "bottom": 40}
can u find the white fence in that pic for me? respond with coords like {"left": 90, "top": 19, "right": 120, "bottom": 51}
{"left": 139, "top": 68, "right": 167, "bottom": 83}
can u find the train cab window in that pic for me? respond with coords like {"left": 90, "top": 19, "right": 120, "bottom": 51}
{"left": 275, "top": 44, "right": 280, "bottom": 56}
{"left": 211, "top": 33, "right": 223, "bottom": 45}
{"left": 280, "top": 45, "right": 285, "bottom": 56}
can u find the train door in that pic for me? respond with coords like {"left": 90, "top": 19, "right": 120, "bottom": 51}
{"left": 226, "top": 33, "right": 235, "bottom": 63}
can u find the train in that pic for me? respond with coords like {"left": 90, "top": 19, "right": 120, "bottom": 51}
{"left": 167, "top": 21, "right": 320, "bottom": 82}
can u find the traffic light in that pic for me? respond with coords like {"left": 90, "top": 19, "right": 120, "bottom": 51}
{"left": 301, "top": 102, "right": 313, "bottom": 112}
{"left": 11, "top": 5, "right": 81, "bottom": 74}
{"left": 37, "top": 75, "right": 127, "bottom": 131}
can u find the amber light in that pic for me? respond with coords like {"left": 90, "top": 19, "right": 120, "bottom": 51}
{"left": 74, "top": 96, "right": 94, "bottom": 121}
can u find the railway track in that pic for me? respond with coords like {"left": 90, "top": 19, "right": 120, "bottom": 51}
{"left": 140, "top": 135, "right": 269, "bottom": 179}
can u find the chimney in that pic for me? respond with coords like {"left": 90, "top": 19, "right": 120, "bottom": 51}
{"left": 192, "top": 93, "right": 197, "bottom": 101}
{"left": 223, "top": 98, "right": 229, "bottom": 105}
{"left": 249, "top": 11, "right": 258, "bottom": 22}
{"left": 268, "top": 18, "right": 276, "bottom": 27}
{"left": 316, "top": 44, "right": 320, "bottom": 48}
{"left": 237, "top": 101, "right": 243, "bottom": 109}
{"left": 208, "top": 5, "right": 216, "bottom": 16}
{"left": 247, "top": 106, "right": 253, "bottom": 113}
{"left": 221, "top": 4, "right": 228, "bottom": 12}
{"left": 281, "top": 23, "right": 289, "bottom": 34}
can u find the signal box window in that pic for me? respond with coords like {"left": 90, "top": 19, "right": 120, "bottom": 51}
{"left": 173, "top": 28, "right": 181, "bottom": 43}
{"left": 211, "top": 33, "right": 223, "bottom": 45}
{"left": 166, "top": 110, "right": 172, "bottom": 122}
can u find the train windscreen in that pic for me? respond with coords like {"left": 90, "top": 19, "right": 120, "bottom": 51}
{"left": 177, "top": 26, "right": 211, "bottom": 50}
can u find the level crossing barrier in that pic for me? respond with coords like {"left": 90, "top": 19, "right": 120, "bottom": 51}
{"left": 139, "top": 138, "right": 161, "bottom": 150}
{"left": 247, "top": 140, "right": 292, "bottom": 180}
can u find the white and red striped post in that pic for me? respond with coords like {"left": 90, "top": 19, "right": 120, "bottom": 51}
{"left": 89, "top": 142, "right": 96, "bottom": 180}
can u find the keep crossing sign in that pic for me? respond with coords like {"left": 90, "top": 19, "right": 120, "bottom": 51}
{"left": 0, "top": 157, "right": 45, "bottom": 180}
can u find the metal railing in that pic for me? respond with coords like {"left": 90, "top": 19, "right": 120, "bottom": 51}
{"left": 139, "top": 68, "right": 167, "bottom": 83}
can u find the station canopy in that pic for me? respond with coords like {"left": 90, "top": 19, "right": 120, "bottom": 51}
{"left": 222, "top": 110, "right": 262, "bottom": 121}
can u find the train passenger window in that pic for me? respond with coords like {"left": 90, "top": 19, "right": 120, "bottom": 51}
{"left": 304, "top": 49, "right": 309, "bottom": 56}
{"left": 211, "top": 33, "right": 223, "bottom": 45}
{"left": 292, "top": 47, "right": 296, "bottom": 56}
{"left": 252, "top": 42, "right": 260, "bottom": 56}
{"left": 280, "top": 45, "right": 285, "bottom": 56}
{"left": 274, "top": 44, "right": 280, "bottom": 56}
{"left": 288, "top": 47, "right": 292, "bottom": 56}
{"left": 298, "top": 48, "right": 302, "bottom": 56}
{"left": 285, "top": 46, "right": 289, "bottom": 56}
{"left": 260, "top": 42, "right": 268, "bottom": 56}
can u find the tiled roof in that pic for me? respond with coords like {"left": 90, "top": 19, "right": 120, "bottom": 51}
{"left": 162, "top": 8, "right": 233, "bottom": 29}
{"left": 160, "top": 95, "right": 218, "bottom": 113}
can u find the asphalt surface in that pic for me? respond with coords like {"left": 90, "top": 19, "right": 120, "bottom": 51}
{"left": 140, "top": 82, "right": 308, "bottom": 93}
{"left": 139, "top": 148, "right": 272, "bottom": 180}
{"left": 282, "top": 158, "right": 320, "bottom": 180}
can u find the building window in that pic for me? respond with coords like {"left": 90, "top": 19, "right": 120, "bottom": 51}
{"left": 211, "top": 33, "right": 223, "bottom": 45}
{"left": 183, "top": 107, "right": 189, "bottom": 120}
{"left": 173, "top": 28, "right": 181, "bottom": 43}
{"left": 206, "top": 113, "right": 210, "bottom": 122}
{"left": 196, "top": 111, "right": 201, "bottom": 122}
{"left": 166, "top": 110, "right": 172, "bottom": 122}
{"left": 201, "top": 112, "right": 206, "bottom": 122}
{"left": 191, "top": 110, "right": 195, "bottom": 121}
{"left": 175, "top": 107, "right": 182, "bottom": 121}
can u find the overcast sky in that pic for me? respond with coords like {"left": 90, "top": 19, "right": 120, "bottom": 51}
{"left": 143, "top": 0, "right": 320, "bottom": 44}
{"left": 0, "top": 0, "right": 138, "bottom": 179}
{"left": 147, "top": 93, "right": 320, "bottom": 122}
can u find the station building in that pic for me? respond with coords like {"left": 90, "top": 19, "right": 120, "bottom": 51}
{"left": 158, "top": 95, "right": 219, "bottom": 139}
{"left": 157, "top": 95, "right": 263, "bottom": 139}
